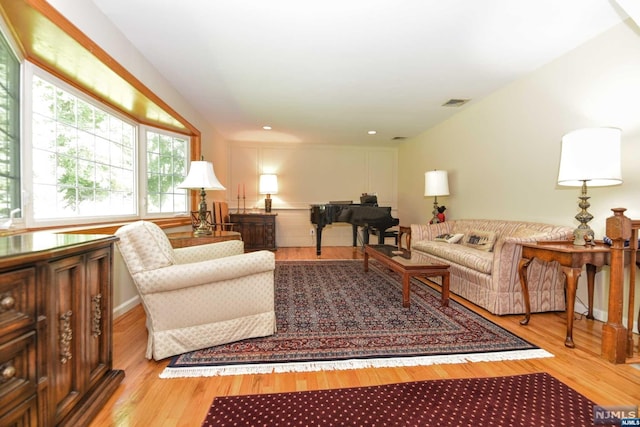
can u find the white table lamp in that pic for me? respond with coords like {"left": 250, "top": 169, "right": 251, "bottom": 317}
{"left": 558, "top": 127, "right": 622, "bottom": 245}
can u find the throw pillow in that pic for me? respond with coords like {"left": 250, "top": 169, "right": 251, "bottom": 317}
{"left": 462, "top": 230, "right": 497, "bottom": 252}
{"left": 434, "top": 233, "right": 465, "bottom": 243}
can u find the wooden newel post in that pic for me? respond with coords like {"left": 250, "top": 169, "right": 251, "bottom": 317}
{"left": 602, "top": 207, "right": 631, "bottom": 363}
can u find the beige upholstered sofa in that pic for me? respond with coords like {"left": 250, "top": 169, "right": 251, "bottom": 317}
{"left": 410, "top": 219, "right": 574, "bottom": 315}
{"left": 116, "top": 221, "right": 276, "bottom": 360}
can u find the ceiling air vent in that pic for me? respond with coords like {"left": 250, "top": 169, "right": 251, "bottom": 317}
{"left": 392, "top": 136, "right": 407, "bottom": 141}
{"left": 442, "top": 99, "right": 470, "bottom": 107}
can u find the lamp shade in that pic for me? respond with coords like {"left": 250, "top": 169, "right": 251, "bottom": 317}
{"left": 259, "top": 174, "right": 278, "bottom": 194}
{"left": 178, "top": 161, "right": 225, "bottom": 190}
{"left": 424, "top": 170, "right": 450, "bottom": 196}
{"left": 558, "top": 128, "right": 622, "bottom": 187}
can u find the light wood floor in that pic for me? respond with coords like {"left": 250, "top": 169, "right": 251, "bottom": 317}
{"left": 91, "top": 247, "right": 640, "bottom": 426}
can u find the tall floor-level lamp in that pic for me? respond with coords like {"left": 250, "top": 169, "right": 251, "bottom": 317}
{"left": 557, "top": 127, "right": 622, "bottom": 246}
{"left": 425, "top": 170, "right": 449, "bottom": 224}
{"left": 179, "top": 159, "right": 226, "bottom": 236}
{"left": 259, "top": 174, "right": 278, "bottom": 213}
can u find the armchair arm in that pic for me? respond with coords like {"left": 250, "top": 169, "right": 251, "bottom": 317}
{"left": 133, "top": 250, "right": 275, "bottom": 294}
{"left": 173, "top": 240, "right": 244, "bottom": 264}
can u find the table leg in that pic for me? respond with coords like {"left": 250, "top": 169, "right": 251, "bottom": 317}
{"left": 402, "top": 273, "right": 411, "bottom": 307}
{"left": 364, "top": 250, "right": 369, "bottom": 272}
{"left": 518, "top": 258, "right": 532, "bottom": 325}
{"left": 441, "top": 272, "right": 450, "bottom": 307}
{"left": 586, "top": 263, "right": 596, "bottom": 320}
{"left": 563, "top": 266, "right": 582, "bottom": 348}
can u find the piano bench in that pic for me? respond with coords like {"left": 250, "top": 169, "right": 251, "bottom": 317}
{"left": 369, "top": 228, "right": 399, "bottom": 245}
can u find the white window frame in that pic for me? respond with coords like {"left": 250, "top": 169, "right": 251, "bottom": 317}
{"left": 139, "top": 126, "right": 190, "bottom": 217}
{"left": 23, "top": 63, "right": 191, "bottom": 228}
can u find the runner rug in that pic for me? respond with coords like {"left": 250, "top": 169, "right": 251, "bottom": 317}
{"left": 201, "top": 373, "right": 603, "bottom": 427}
{"left": 161, "top": 260, "right": 552, "bottom": 378}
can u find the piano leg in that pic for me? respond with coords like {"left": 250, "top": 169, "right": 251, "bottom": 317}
{"left": 352, "top": 225, "right": 359, "bottom": 248}
{"left": 316, "top": 225, "right": 324, "bottom": 257}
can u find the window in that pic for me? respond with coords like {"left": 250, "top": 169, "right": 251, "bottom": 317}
{"left": 146, "top": 130, "right": 188, "bottom": 214}
{"left": 31, "top": 75, "right": 137, "bottom": 220}
{"left": 0, "top": 30, "right": 20, "bottom": 221}
{"left": 28, "top": 70, "right": 191, "bottom": 225}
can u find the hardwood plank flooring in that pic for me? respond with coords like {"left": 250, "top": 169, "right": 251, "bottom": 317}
{"left": 90, "top": 247, "right": 640, "bottom": 426}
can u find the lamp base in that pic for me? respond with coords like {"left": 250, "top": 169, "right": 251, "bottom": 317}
{"left": 571, "top": 181, "right": 595, "bottom": 246}
{"left": 264, "top": 197, "right": 272, "bottom": 213}
{"left": 572, "top": 226, "right": 594, "bottom": 246}
{"left": 194, "top": 187, "right": 212, "bottom": 236}
{"left": 194, "top": 225, "right": 212, "bottom": 236}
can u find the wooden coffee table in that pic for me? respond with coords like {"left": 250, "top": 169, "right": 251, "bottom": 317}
{"left": 364, "top": 244, "right": 450, "bottom": 308}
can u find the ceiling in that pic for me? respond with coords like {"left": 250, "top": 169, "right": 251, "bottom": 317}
{"left": 89, "top": 0, "right": 628, "bottom": 146}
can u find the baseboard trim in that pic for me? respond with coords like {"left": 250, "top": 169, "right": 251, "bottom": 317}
{"left": 574, "top": 301, "right": 639, "bottom": 331}
{"left": 113, "top": 295, "right": 140, "bottom": 319}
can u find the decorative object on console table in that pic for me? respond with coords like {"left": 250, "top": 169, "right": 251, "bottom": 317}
{"left": 557, "top": 127, "right": 622, "bottom": 246}
{"left": 178, "top": 158, "right": 225, "bottom": 236}
{"left": 167, "top": 230, "right": 242, "bottom": 249}
{"left": 229, "top": 212, "right": 277, "bottom": 251}
{"left": 259, "top": 174, "right": 278, "bottom": 213}
{"left": 0, "top": 233, "right": 124, "bottom": 426}
{"left": 424, "top": 170, "right": 449, "bottom": 224}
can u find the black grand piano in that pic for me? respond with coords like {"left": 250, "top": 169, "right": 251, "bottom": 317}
{"left": 310, "top": 196, "right": 399, "bottom": 256}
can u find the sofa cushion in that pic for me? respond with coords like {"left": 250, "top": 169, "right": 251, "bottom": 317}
{"left": 434, "top": 233, "right": 464, "bottom": 243}
{"left": 462, "top": 230, "right": 497, "bottom": 252}
{"left": 412, "top": 240, "right": 494, "bottom": 274}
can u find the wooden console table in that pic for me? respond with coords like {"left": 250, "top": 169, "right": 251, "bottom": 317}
{"left": 229, "top": 213, "right": 277, "bottom": 251}
{"left": 518, "top": 240, "right": 610, "bottom": 349}
{"left": 519, "top": 219, "right": 639, "bottom": 364}
{"left": 167, "top": 230, "right": 241, "bottom": 249}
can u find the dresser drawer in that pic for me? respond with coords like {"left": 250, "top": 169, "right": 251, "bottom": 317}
{"left": 0, "top": 268, "right": 37, "bottom": 337}
{"left": 0, "top": 331, "right": 37, "bottom": 418}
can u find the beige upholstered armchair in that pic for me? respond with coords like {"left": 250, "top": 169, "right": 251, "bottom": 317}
{"left": 115, "top": 220, "right": 276, "bottom": 360}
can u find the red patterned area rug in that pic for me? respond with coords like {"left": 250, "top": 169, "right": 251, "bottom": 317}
{"left": 161, "top": 260, "right": 552, "bottom": 378}
{"left": 202, "top": 373, "right": 604, "bottom": 427}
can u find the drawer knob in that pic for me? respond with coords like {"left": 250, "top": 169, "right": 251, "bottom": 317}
{"left": 1, "top": 364, "right": 16, "bottom": 381}
{"left": 1, "top": 295, "right": 15, "bottom": 311}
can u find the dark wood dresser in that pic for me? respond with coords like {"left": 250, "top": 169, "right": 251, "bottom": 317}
{"left": 0, "top": 232, "right": 124, "bottom": 426}
{"left": 229, "top": 213, "right": 277, "bottom": 251}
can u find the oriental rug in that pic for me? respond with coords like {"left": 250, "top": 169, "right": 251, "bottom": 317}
{"left": 201, "top": 373, "right": 602, "bottom": 427}
{"left": 161, "top": 260, "right": 552, "bottom": 378}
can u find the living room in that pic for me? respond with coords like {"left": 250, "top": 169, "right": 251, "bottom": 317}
{"left": 1, "top": 1, "right": 640, "bottom": 426}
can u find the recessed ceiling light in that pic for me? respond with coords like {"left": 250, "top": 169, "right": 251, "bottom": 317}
{"left": 263, "top": 125, "right": 272, "bottom": 130}
{"left": 368, "top": 130, "right": 377, "bottom": 135}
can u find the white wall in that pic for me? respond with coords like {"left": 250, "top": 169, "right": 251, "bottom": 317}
{"left": 398, "top": 20, "right": 640, "bottom": 324}
{"left": 228, "top": 142, "right": 398, "bottom": 247}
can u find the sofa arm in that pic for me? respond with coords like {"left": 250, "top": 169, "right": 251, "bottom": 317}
{"left": 410, "top": 222, "right": 453, "bottom": 243}
{"left": 492, "top": 229, "right": 573, "bottom": 291}
{"left": 134, "top": 250, "right": 275, "bottom": 294}
{"left": 173, "top": 240, "right": 245, "bottom": 264}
